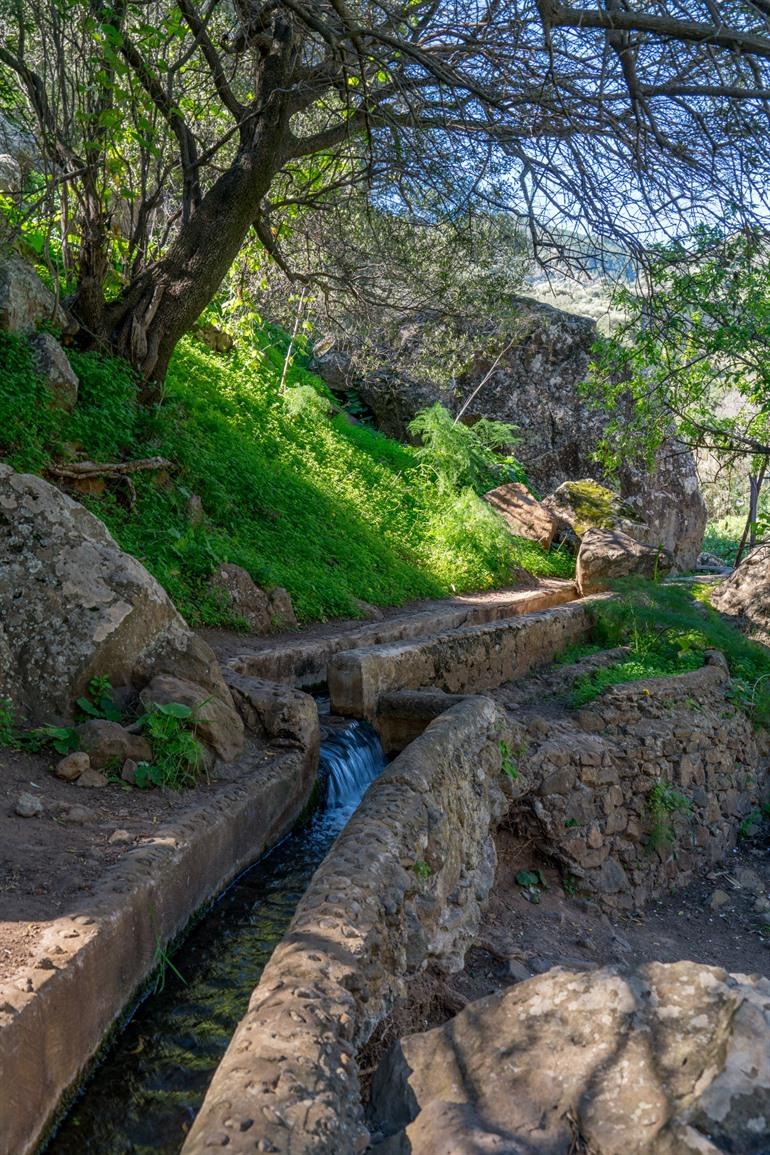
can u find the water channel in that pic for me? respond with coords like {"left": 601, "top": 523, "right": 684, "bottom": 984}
{"left": 45, "top": 720, "right": 385, "bottom": 1155}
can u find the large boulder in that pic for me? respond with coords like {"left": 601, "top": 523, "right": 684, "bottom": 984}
{"left": 619, "top": 438, "right": 707, "bottom": 571}
{"left": 543, "top": 478, "right": 646, "bottom": 546}
{"left": 0, "top": 255, "right": 67, "bottom": 333}
{"left": 0, "top": 464, "right": 239, "bottom": 733}
{"left": 712, "top": 544, "right": 770, "bottom": 640}
{"left": 576, "top": 526, "right": 672, "bottom": 594}
{"left": 140, "top": 674, "right": 244, "bottom": 763}
{"left": 370, "top": 961, "right": 770, "bottom": 1155}
{"left": 482, "top": 482, "right": 557, "bottom": 549}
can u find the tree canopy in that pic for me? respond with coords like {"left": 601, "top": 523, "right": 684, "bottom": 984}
{"left": 1, "top": 0, "right": 770, "bottom": 387}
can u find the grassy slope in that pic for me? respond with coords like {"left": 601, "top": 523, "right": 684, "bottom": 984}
{"left": 0, "top": 328, "right": 572, "bottom": 626}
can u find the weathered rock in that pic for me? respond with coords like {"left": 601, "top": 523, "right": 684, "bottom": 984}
{"left": 0, "top": 464, "right": 235, "bottom": 726}
{"left": 0, "top": 154, "right": 20, "bottom": 192}
{"left": 120, "top": 758, "right": 138, "bottom": 785}
{"left": 58, "top": 804, "right": 93, "bottom": 824}
{"left": 208, "top": 563, "right": 297, "bottom": 634}
{"left": 15, "top": 792, "right": 43, "bottom": 818}
{"left": 267, "top": 585, "right": 298, "bottom": 629}
{"left": 76, "top": 720, "right": 152, "bottom": 769}
{"left": 54, "top": 751, "right": 89, "bottom": 782}
{"left": 108, "top": 828, "right": 132, "bottom": 845}
{"left": 75, "top": 768, "right": 109, "bottom": 788}
{"left": 140, "top": 674, "right": 244, "bottom": 763}
{"left": 28, "top": 332, "right": 79, "bottom": 410}
{"left": 352, "top": 597, "right": 384, "bottom": 621}
{"left": 543, "top": 477, "right": 645, "bottom": 547}
{"left": 619, "top": 438, "right": 708, "bottom": 571}
{"left": 0, "top": 255, "right": 67, "bottom": 333}
{"left": 370, "top": 962, "right": 770, "bottom": 1155}
{"left": 710, "top": 888, "right": 730, "bottom": 910}
{"left": 223, "top": 670, "right": 319, "bottom": 761}
{"left": 482, "top": 482, "right": 557, "bottom": 548}
{"left": 576, "top": 526, "right": 673, "bottom": 594}
{"left": 712, "top": 544, "right": 770, "bottom": 641}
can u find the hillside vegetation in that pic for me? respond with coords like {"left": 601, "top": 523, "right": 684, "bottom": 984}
{"left": 0, "top": 326, "right": 571, "bottom": 626}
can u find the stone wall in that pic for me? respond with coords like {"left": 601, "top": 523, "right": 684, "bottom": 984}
{"left": 181, "top": 696, "right": 513, "bottom": 1155}
{"left": 329, "top": 601, "right": 592, "bottom": 718}
{"left": 509, "top": 654, "right": 770, "bottom": 910}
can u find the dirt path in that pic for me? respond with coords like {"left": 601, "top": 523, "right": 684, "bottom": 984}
{"left": 199, "top": 580, "right": 568, "bottom": 664}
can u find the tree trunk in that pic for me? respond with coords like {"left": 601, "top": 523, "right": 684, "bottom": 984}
{"left": 73, "top": 31, "right": 296, "bottom": 397}
{"left": 735, "top": 458, "right": 768, "bottom": 566}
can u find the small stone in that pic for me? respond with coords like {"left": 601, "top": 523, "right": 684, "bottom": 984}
{"left": 54, "top": 751, "right": 90, "bottom": 782}
{"left": 754, "top": 897, "right": 770, "bottom": 914}
{"left": 710, "top": 889, "right": 730, "bottom": 910}
{"left": 108, "top": 829, "right": 131, "bottom": 845}
{"left": 508, "top": 960, "right": 532, "bottom": 983}
{"left": 15, "top": 792, "right": 43, "bottom": 817}
{"left": 76, "top": 768, "right": 109, "bottom": 788}
{"left": 60, "top": 804, "right": 94, "bottom": 825}
{"left": 735, "top": 867, "right": 765, "bottom": 895}
{"left": 121, "top": 758, "right": 138, "bottom": 785}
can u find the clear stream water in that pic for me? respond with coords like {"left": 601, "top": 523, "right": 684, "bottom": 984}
{"left": 45, "top": 720, "right": 385, "bottom": 1155}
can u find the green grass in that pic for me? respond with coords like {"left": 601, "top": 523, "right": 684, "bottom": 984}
{"left": 569, "top": 579, "right": 770, "bottom": 724}
{"left": 0, "top": 328, "right": 572, "bottom": 625}
{"left": 703, "top": 516, "right": 743, "bottom": 565}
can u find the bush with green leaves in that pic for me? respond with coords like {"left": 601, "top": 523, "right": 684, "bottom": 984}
{"left": 646, "top": 781, "right": 691, "bottom": 853}
{"left": 407, "top": 402, "right": 523, "bottom": 496}
{"left": 137, "top": 702, "right": 204, "bottom": 791}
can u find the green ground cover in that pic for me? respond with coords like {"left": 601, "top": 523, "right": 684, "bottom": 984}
{"left": 0, "top": 327, "right": 572, "bottom": 625}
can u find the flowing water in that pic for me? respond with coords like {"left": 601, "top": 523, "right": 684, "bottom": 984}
{"left": 45, "top": 720, "right": 385, "bottom": 1155}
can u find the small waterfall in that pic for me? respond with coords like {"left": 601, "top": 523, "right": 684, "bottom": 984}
{"left": 320, "top": 720, "right": 385, "bottom": 814}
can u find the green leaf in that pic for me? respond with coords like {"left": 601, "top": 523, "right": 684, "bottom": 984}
{"left": 515, "top": 870, "right": 540, "bottom": 888}
{"left": 154, "top": 701, "right": 193, "bottom": 719}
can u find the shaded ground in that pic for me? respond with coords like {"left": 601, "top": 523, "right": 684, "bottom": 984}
{"left": 359, "top": 822, "right": 770, "bottom": 1095}
{"left": 0, "top": 740, "right": 273, "bottom": 982}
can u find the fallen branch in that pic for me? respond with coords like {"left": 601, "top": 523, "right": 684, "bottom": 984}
{"left": 47, "top": 457, "right": 174, "bottom": 511}
{"left": 47, "top": 456, "right": 173, "bottom": 479}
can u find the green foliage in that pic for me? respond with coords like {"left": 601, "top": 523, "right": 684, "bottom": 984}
{"left": 0, "top": 328, "right": 571, "bottom": 626}
{"left": 646, "top": 781, "right": 691, "bottom": 852}
{"left": 412, "top": 860, "right": 432, "bottom": 880}
{"left": 137, "top": 702, "right": 203, "bottom": 791}
{"left": 578, "top": 579, "right": 770, "bottom": 724}
{"left": 34, "top": 725, "right": 79, "bottom": 755}
{"left": 587, "top": 228, "right": 770, "bottom": 473}
{"left": 408, "top": 402, "right": 522, "bottom": 495}
{"left": 499, "top": 739, "right": 519, "bottom": 780}
{"left": 0, "top": 699, "right": 17, "bottom": 748}
{"left": 75, "top": 675, "right": 122, "bottom": 722}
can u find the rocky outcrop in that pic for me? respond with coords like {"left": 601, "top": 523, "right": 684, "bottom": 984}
{"left": 576, "top": 526, "right": 673, "bottom": 594}
{"left": 712, "top": 544, "right": 770, "bottom": 640}
{"left": 208, "top": 562, "right": 297, "bottom": 633}
{"left": 0, "top": 464, "right": 238, "bottom": 739}
{"left": 140, "top": 674, "right": 244, "bottom": 763}
{"left": 482, "top": 482, "right": 557, "bottom": 548}
{"left": 0, "top": 255, "right": 67, "bottom": 333}
{"left": 619, "top": 438, "right": 707, "bottom": 571}
{"left": 369, "top": 961, "right": 770, "bottom": 1155}
{"left": 316, "top": 300, "right": 706, "bottom": 567}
